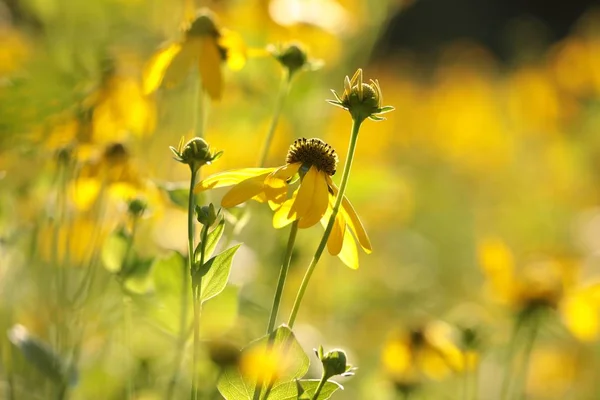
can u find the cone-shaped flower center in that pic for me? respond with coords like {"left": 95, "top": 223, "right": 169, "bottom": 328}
{"left": 286, "top": 138, "right": 338, "bottom": 176}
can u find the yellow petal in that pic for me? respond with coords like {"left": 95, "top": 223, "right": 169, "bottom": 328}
{"left": 337, "top": 227, "right": 359, "bottom": 270}
{"left": 195, "top": 168, "right": 275, "bottom": 193}
{"left": 273, "top": 196, "right": 296, "bottom": 229}
{"left": 561, "top": 292, "right": 600, "bottom": 342}
{"left": 143, "top": 43, "right": 182, "bottom": 94}
{"left": 328, "top": 177, "right": 372, "bottom": 253}
{"left": 264, "top": 163, "right": 300, "bottom": 205}
{"left": 162, "top": 39, "right": 201, "bottom": 89}
{"left": 298, "top": 170, "right": 329, "bottom": 229}
{"left": 219, "top": 29, "right": 246, "bottom": 71}
{"left": 222, "top": 173, "right": 271, "bottom": 208}
{"left": 478, "top": 238, "right": 516, "bottom": 304}
{"left": 287, "top": 166, "right": 317, "bottom": 222}
{"left": 198, "top": 38, "right": 223, "bottom": 100}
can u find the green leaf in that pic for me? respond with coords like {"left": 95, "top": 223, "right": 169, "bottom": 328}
{"left": 149, "top": 252, "right": 189, "bottom": 333}
{"left": 101, "top": 229, "right": 129, "bottom": 273}
{"left": 8, "top": 325, "right": 78, "bottom": 386}
{"left": 123, "top": 258, "right": 155, "bottom": 294}
{"left": 157, "top": 181, "right": 190, "bottom": 209}
{"left": 195, "top": 244, "right": 241, "bottom": 304}
{"left": 297, "top": 380, "right": 342, "bottom": 400}
{"left": 194, "top": 217, "right": 225, "bottom": 264}
{"left": 217, "top": 325, "right": 309, "bottom": 400}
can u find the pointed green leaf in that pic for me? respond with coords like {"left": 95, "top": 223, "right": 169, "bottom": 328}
{"left": 217, "top": 325, "right": 309, "bottom": 400}
{"left": 149, "top": 252, "right": 189, "bottom": 333}
{"left": 194, "top": 217, "right": 225, "bottom": 264}
{"left": 8, "top": 325, "right": 78, "bottom": 386}
{"left": 101, "top": 230, "right": 129, "bottom": 273}
{"left": 297, "top": 380, "right": 342, "bottom": 400}
{"left": 378, "top": 106, "right": 395, "bottom": 113}
{"left": 195, "top": 244, "right": 241, "bottom": 303}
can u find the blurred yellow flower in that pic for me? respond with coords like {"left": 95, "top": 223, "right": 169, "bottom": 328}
{"left": 0, "top": 27, "right": 30, "bottom": 76}
{"left": 143, "top": 8, "right": 246, "bottom": 100}
{"left": 382, "top": 321, "right": 465, "bottom": 386}
{"left": 239, "top": 346, "right": 285, "bottom": 387}
{"left": 479, "top": 238, "right": 600, "bottom": 341}
{"left": 195, "top": 137, "right": 371, "bottom": 269}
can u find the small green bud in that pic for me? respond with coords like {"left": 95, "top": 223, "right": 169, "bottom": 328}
{"left": 195, "top": 203, "right": 220, "bottom": 227}
{"left": 127, "top": 198, "right": 147, "bottom": 218}
{"left": 315, "top": 346, "right": 354, "bottom": 380}
{"left": 268, "top": 42, "right": 323, "bottom": 79}
{"left": 328, "top": 68, "right": 395, "bottom": 123}
{"left": 170, "top": 137, "right": 223, "bottom": 172}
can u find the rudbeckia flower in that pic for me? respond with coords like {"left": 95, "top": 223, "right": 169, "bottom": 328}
{"left": 195, "top": 137, "right": 371, "bottom": 269}
{"left": 143, "top": 8, "right": 246, "bottom": 100}
{"left": 478, "top": 238, "right": 600, "bottom": 342}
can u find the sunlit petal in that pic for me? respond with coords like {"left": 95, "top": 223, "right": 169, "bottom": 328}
{"left": 323, "top": 201, "right": 345, "bottom": 256}
{"left": 337, "top": 227, "right": 359, "bottom": 270}
{"left": 273, "top": 195, "right": 296, "bottom": 229}
{"left": 143, "top": 43, "right": 182, "bottom": 94}
{"left": 561, "top": 292, "right": 600, "bottom": 342}
{"left": 219, "top": 29, "right": 246, "bottom": 71}
{"left": 195, "top": 168, "right": 275, "bottom": 193}
{"left": 288, "top": 166, "right": 316, "bottom": 222}
{"left": 162, "top": 39, "right": 201, "bottom": 89}
{"left": 222, "top": 173, "right": 270, "bottom": 207}
{"left": 198, "top": 38, "right": 223, "bottom": 100}
{"left": 328, "top": 176, "right": 372, "bottom": 253}
{"left": 264, "top": 163, "right": 300, "bottom": 205}
{"left": 298, "top": 170, "right": 329, "bottom": 228}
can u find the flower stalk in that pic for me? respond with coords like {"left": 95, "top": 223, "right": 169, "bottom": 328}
{"left": 287, "top": 119, "right": 362, "bottom": 328}
{"left": 258, "top": 72, "right": 291, "bottom": 167}
{"left": 266, "top": 221, "right": 299, "bottom": 334}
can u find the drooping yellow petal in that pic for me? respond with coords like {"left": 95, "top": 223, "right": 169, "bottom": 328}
{"left": 222, "top": 173, "right": 271, "bottom": 208}
{"left": 478, "top": 238, "right": 516, "bottom": 304}
{"left": 162, "top": 39, "right": 202, "bottom": 90}
{"left": 287, "top": 166, "right": 317, "bottom": 222}
{"left": 328, "top": 176, "right": 371, "bottom": 253}
{"left": 297, "top": 170, "right": 329, "bottom": 229}
{"left": 198, "top": 37, "right": 223, "bottom": 100}
{"left": 195, "top": 168, "right": 275, "bottom": 193}
{"left": 337, "top": 227, "right": 359, "bottom": 270}
{"left": 143, "top": 43, "right": 182, "bottom": 94}
{"left": 273, "top": 195, "right": 296, "bottom": 229}
{"left": 219, "top": 29, "right": 246, "bottom": 71}
{"left": 561, "top": 292, "right": 600, "bottom": 342}
{"left": 264, "top": 163, "right": 300, "bottom": 206}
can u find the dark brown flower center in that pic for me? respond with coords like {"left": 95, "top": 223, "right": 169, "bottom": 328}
{"left": 286, "top": 138, "right": 338, "bottom": 176}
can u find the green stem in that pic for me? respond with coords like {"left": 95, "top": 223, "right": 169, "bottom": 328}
{"left": 266, "top": 221, "right": 299, "bottom": 334}
{"left": 166, "top": 167, "right": 197, "bottom": 400}
{"left": 515, "top": 318, "right": 539, "bottom": 400}
{"left": 500, "top": 316, "right": 525, "bottom": 400}
{"left": 191, "top": 224, "right": 208, "bottom": 400}
{"left": 287, "top": 119, "right": 362, "bottom": 328}
{"left": 311, "top": 376, "right": 327, "bottom": 400}
{"left": 124, "top": 296, "right": 134, "bottom": 400}
{"left": 258, "top": 72, "right": 290, "bottom": 167}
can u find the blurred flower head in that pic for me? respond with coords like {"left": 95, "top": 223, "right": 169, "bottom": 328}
{"left": 143, "top": 8, "right": 246, "bottom": 100}
{"left": 195, "top": 137, "right": 371, "bottom": 268}
{"left": 268, "top": 42, "right": 323, "bottom": 78}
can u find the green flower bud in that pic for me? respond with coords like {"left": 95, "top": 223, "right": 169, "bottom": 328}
{"left": 127, "top": 198, "right": 147, "bottom": 219}
{"left": 170, "top": 137, "right": 223, "bottom": 172}
{"left": 195, "top": 203, "right": 220, "bottom": 227}
{"left": 315, "top": 346, "right": 354, "bottom": 380}
{"left": 328, "top": 68, "right": 395, "bottom": 123}
{"left": 268, "top": 42, "right": 323, "bottom": 79}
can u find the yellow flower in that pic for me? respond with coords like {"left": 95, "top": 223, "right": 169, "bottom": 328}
{"left": 478, "top": 238, "right": 600, "bottom": 341}
{"left": 143, "top": 8, "right": 246, "bottom": 100}
{"left": 195, "top": 137, "right": 371, "bottom": 269}
{"left": 382, "top": 321, "right": 465, "bottom": 387}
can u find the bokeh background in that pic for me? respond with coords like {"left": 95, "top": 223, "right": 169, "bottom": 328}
{"left": 2, "top": 0, "right": 600, "bottom": 399}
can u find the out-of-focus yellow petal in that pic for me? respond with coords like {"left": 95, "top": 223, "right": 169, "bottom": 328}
{"left": 219, "top": 29, "right": 246, "bottom": 71}
{"left": 382, "top": 340, "right": 412, "bottom": 376}
{"left": 195, "top": 168, "right": 274, "bottom": 192}
{"left": 273, "top": 195, "right": 296, "bottom": 229}
{"left": 561, "top": 292, "right": 599, "bottom": 342}
{"left": 328, "top": 177, "right": 372, "bottom": 253}
{"left": 264, "top": 162, "right": 300, "bottom": 205}
{"left": 143, "top": 43, "right": 182, "bottom": 94}
{"left": 337, "top": 227, "right": 359, "bottom": 270}
{"left": 297, "top": 170, "right": 328, "bottom": 228}
{"left": 478, "top": 238, "right": 516, "bottom": 304}
{"left": 71, "top": 178, "right": 101, "bottom": 211}
{"left": 222, "top": 173, "right": 271, "bottom": 208}
{"left": 162, "top": 39, "right": 202, "bottom": 90}
{"left": 198, "top": 38, "right": 223, "bottom": 100}
{"left": 287, "top": 166, "right": 317, "bottom": 222}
